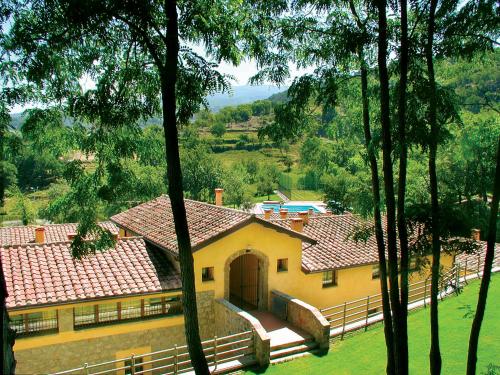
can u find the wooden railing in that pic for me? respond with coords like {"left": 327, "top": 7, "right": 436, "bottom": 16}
{"left": 320, "top": 256, "right": 491, "bottom": 339}
{"left": 50, "top": 330, "right": 255, "bottom": 375}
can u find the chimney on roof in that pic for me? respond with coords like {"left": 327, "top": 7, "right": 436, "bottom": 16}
{"left": 279, "top": 208, "right": 288, "bottom": 219}
{"left": 215, "top": 188, "right": 224, "bottom": 206}
{"left": 67, "top": 233, "right": 76, "bottom": 241}
{"left": 471, "top": 228, "right": 480, "bottom": 241}
{"left": 35, "top": 227, "right": 45, "bottom": 244}
{"left": 291, "top": 218, "right": 304, "bottom": 232}
{"left": 308, "top": 208, "right": 314, "bottom": 216}
{"left": 264, "top": 208, "right": 272, "bottom": 220}
{"left": 325, "top": 209, "right": 332, "bottom": 216}
{"left": 298, "top": 211, "right": 309, "bottom": 225}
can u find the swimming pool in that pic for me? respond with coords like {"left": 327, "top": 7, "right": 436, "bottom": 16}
{"left": 260, "top": 204, "right": 321, "bottom": 213}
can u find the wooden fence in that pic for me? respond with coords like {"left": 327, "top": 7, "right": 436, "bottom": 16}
{"left": 51, "top": 330, "right": 254, "bottom": 375}
{"left": 320, "top": 256, "right": 488, "bottom": 339}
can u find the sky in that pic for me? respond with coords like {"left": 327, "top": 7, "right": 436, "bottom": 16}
{"left": 10, "top": 59, "right": 312, "bottom": 114}
{"left": 7, "top": 35, "right": 313, "bottom": 113}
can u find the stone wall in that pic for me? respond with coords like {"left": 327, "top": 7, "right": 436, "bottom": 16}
{"left": 271, "top": 290, "right": 330, "bottom": 349}
{"left": 214, "top": 299, "right": 270, "bottom": 366}
{"left": 197, "top": 290, "right": 215, "bottom": 339}
{"left": 16, "top": 324, "right": 187, "bottom": 374}
{"left": 15, "top": 291, "right": 216, "bottom": 374}
{"left": 214, "top": 299, "right": 255, "bottom": 336}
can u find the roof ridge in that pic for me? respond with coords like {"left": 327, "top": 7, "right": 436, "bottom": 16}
{"left": 0, "top": 220, "right": 116, "bottom": 230}
{"left": 2, "top": 236, "right": 143, "bottom": 250}
{"left": 183, "top": 197, "right": 252, "bottom": 216}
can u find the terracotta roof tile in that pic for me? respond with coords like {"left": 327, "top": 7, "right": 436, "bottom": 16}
{"left": 111, "top": 196, "right": 253, "bottom": 254}
{"left": 271, "top": 215, "right": 382, "bottom": 272}
{"left": 0, "top": 222, "right": 119, "bottom": 247}
{"left": 1, "top": 237, "right": 181, "bottom": 310}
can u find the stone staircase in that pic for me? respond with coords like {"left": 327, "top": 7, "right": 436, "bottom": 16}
{"left": 270, "top": 334, "right": 319, "bottom": 363}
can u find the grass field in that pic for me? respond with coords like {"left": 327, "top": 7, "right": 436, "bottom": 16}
{"left": 1, "top": 190, "right": 50, "bottom": 223}
{"left": 216, "top": 149, "right": 282, "bottom": 168}
{"left": 245, "top": 275, "right": 500, "bottom": 375}
{"left": 289, "top": 190, "right": 324, "bottom": 201}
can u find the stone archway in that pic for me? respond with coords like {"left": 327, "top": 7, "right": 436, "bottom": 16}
{"left": 224, "top": 249, "right": 269, "bottom": 311}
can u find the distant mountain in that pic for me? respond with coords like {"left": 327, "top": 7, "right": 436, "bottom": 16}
{"left": 207, "top": 85, "right": 286, "bottom": 111}
{"left": 267, "top": 90, "right": 289, "bottom": 103}
{"left": 9, "top": 113, "right": 26, "bottom": 129}
{"left": 9, "top": 86, "right": 288, "bottom": 127}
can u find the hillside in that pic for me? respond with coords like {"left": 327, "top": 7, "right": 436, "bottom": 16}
{"left": 207, "top": 85, "right": 286, "bottom": 111}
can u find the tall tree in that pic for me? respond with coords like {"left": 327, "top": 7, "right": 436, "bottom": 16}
{"left": 396, "top": 0, "right": 410, "bottom": 370}
{"left": 466, "top": 136, "right": 500, "bottom": 374}
{"left": 416, "top": 0, "right": 499, "bottom": 372}
{"left": 4, "top": 1, "right": 255, "bottom": 372}
{"left": 424, "top": 1, "right": 442, "bottom": 373}
{"left": 375, "top": 0, "right": 407, "bottom": 371}
{"left": 350, "top": 2, "right": 396, "bottom": 371}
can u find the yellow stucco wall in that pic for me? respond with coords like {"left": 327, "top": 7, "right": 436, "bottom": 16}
{"left": 12, "top": 291, "right": 184, "bottom": 351}
{"left": 194, "top": 222, "right": 456, "bottom": 310}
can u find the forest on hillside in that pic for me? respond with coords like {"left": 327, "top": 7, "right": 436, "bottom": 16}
{"left": 2, "top": 51, "right": 498, "bottom": 240}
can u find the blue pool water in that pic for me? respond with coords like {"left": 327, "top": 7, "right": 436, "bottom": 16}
{"left": 261, "top": 204, "right": 321, "bottom": 213}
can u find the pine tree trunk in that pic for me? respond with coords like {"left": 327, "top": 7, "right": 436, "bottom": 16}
{"left": 466, "top": 136, "right": 500, "bottom": 375}
{"left": 162, "top": 1, "right": 209, "bottom": 373}
{"left": 376, "top": 0, "right": 404, "bottom": 372}
{"left": 397, "top": 0, "right": 410, "bottom": 372}
{"left": 359, "top": 49, "right": 395, "bottom": 375}
{"left": 426, "top": 0, "right": 442, "bottom": 373}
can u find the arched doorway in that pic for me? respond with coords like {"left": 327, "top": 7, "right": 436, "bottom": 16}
{"left": 229, "top": 254, "right": 260, "bottom": 310}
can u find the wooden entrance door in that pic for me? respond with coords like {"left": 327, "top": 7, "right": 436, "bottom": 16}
{"left": 229, "top": 254, "right": 260, "bottom": 309}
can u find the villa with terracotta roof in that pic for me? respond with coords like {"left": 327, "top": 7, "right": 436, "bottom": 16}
{"left": 1, "top": 190, "right": 493, "bottom": 374}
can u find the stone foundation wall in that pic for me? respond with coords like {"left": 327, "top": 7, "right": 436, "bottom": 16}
{"left": 15, "top": 291, "right": 216, "bottom": 374}
{"left": 15, "top": 324, "right": 187, "bottom": 374}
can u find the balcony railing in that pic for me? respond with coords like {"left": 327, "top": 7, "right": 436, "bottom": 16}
{"left": 10, "top": 315, "right": 59, "bottom": 337}
{"left": 74, "top": 296, "right": 183, "bottom": 329}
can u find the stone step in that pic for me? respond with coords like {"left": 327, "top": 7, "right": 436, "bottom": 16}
{"left": 270, "top": 335, "right": 314, "bottom": 351}
{"left": 270, "top": 341, "right": 318, "bottom": 361}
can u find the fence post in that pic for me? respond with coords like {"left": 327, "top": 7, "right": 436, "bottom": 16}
{"left": 174, "top": 344, "right": 178, "bottom": 374}
{"left": 341, "top": 302, "right": 347, "bottom": 340}
{"left": 364, "top": 296, "right": 370, "bottom": 332}
{"left": 130, "top": 354, "right": 135, "bottom": 375}
{"left": 424, "top": 279, "right": 428, "bottom": 308}
{"left": 439, "top": 275, "right": 444, "bottom": 302}
{"left": 214, "top": 335, "right": 218, "bottom": 371}
{"left": 83, "top": 363, "right": 89, "bottom": 375}
{"left": 477, "top": 254, "right": 481, "bottom": 278}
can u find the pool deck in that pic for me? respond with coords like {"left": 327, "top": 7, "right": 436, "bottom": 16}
{"left": 253, "top": 200, "right": 326, "bottom": 214}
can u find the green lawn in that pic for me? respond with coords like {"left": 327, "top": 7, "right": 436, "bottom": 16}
{"left": 290, "top": 190, "right": 324, "bottom": 201}
{"left": 245, "top": 275, "right": 500, "bottom": 375}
